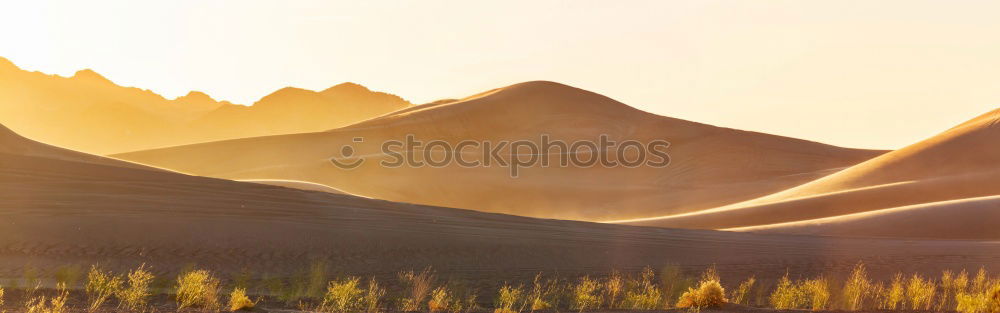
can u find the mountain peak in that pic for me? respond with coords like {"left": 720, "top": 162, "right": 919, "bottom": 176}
{"left": 176, "top": 91, "right": 216, "bottom": 102}
{"left": 321, "top": 82, "right": 371, "bottom": 95}
{"left": 0, "top": 56, "right": 20, "bottom": 72}
{"left": 71, "top": 69, "right": 112, "bottom": 83}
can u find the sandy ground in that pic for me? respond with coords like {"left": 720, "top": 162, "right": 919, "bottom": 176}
{"left": 2, "top": 123, "right": 1000, "bottom": 285}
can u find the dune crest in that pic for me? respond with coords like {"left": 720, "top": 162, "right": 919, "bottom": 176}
{"left": 620, "top": 107, "right": 1000, "bottom": 239}
{"left": 115, "top": 81, "right": 881, "bottom": 221}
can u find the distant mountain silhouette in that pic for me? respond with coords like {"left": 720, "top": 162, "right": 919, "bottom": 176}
{"left": 0, "top": 57, "right": 411, "bottom": 154}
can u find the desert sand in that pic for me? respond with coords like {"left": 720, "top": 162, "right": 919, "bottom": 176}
{"left": 0, "top": 57, "right": 410, "bottom": 154}
{"left": 3, "top": 122, "right": 1000, "bottom": 283}
{"left": 619, "top": 108, "right": 1000, "bottom": 239}
{"left": 113, "top": 81, "right": 881, "bottom": 221}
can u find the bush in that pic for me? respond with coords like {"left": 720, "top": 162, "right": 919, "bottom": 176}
{"left": 319, "top": 277, "right": 364, "bottom": 313}
{"left": 526, "top": 274, "right": 561, "bottom": 312}
{"left": 25, "top": 283, "right": 69, "bottom": 313}
{"left": 363, "top": 277, "right": 386, "bottom": 313}
{"left": 117, "top": 264, "right": 155, "bottom": 311}
{"left": 729, "top": 276, "right": 755, "bottom": 306}
{"left": 399, "top": 268, "right": 436, "bottom": 311}
{"left": 176, "top": 269, "right": 221, "bottom": 311}
{"left": 677, "top": 280, "right": 726, "bottom": 309}
{"left": 907, "top": 274, "right": 937, "bottom": 310}
{"left": 228, "top": 287, "right": 256, "bottom": 311}
{"left": 85, "top": 265, "right": 123, "bottom": 312}
{"left": 570, "top": 276, "right": 602, "bottom": 312}
{"left": 428, "top": 286, "right": 453, "bottom": 312}
{"left": 842, "top": 262, "right": 872, "bottom": 310}
{"left": 604, "top": 270, "right": 623, "bottom": 309}
{"left": 623, "top": 267, "right": 662, "bottom": 310}
{"left": 494, "top": 284, "right": 525, "bottom": 313}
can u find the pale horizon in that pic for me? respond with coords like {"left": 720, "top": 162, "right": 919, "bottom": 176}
{"left": 4, "top": 0, "right": 999, "bottom": 149}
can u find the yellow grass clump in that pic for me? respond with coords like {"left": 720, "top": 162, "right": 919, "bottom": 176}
{"left": 729, "top": 276, "right": 755, "bottom": 306}
{"left": 85, "top": 265, "right": 123, "bottom": 312}
{"left": 319, "top": 277, "right": 364, "bottom": 313}
{"left": 906, "top": 273, "right": 937, "bottom": 310}
{"left": 175, "top": 269, "right": 221, "bottom": 311}
{"left": 25, "top": 283, "right": 69, "bottom": 313}
{"left": 399, "top": 268, "right": 436, "bottom": 312}
{"left": 117, "top": 264, "right": 154, "bottom": 311}
{"left": 676, "top": 268, "right": 726, "bottom": 310}
{"left": 228, "top": 287, "right": 256, "bottom": 311}
{"left": 570, "top": 276, "right": 602, "bottom": 312}
{"left": 428, "top": 286, "right": 453, "bottom": 312}
{"left": 622, "top": 267, "right": 662, "bottom": 310}
{"left": 494, "top": 284, "right": 525, "bottom": 313}
{"left": 841, "top": 262, "right": 872, "bottom": 310}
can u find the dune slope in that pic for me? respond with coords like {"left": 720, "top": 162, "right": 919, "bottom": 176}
{"left": 620, "top": 108, "right": 1000, "bottom": 238}
{"left": 114, "top": 81, "right": 882, "bottom": 221}
{"left": 3, "top": 123, "right": 1000, "bottom": 281}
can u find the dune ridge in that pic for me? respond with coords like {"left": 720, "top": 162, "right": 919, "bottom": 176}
{"left": 620, "top": 107, "right": 1000, "bottom": 239}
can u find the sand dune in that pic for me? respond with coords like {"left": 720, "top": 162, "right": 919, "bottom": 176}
{"left": 619, "top": 108, "right": 1000, "bottom": 238}
{"left": 0, "top": 57, "right": 410, "bottom": 154}
{"left": 729, "top": 195, "right": 1000, "bottom": 240}
{"left": 114, "top": 81, "right": 881, "bottom": 221}
{"left": 3, "top": 122, "right": 1000, "bottom": 281}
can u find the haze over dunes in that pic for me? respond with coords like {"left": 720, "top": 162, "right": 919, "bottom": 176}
{"left": 114, "top": 81, "right": 881, "bottom": 221}
{"left": 621, "top": 108, "right": 1000, "bottom": 239}
{"left": 3, "top": 122, "right": 1000, "bottom": 281}
{"left": 0, "top": 57, "right": 410, "bottom": 154}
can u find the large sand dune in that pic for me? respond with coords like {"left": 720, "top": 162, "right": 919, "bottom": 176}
{"left": 3, "top": 123, "right": 1000, "bottom": 282}
{"left": 619, "top": 108, "right": 1000, "bottom": 239}
{"left": 114, "top": 81, "right": 881, "bottom": 221}
{"left": 0, "top": 57, "right": 410, "bottom": 154}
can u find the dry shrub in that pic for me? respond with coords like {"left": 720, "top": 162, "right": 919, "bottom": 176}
{"left": 117, "top": 264, "right": 155, "bottom": 311}
{"left": 841, "top": 262, "right": 872, "bottom": 310}
{"left": 604, "top": 270, "right": 623, "bottom": 309}
{"left": 906, "top": 273, "right": 937, "bottom": 310}
{"left": 769, "top": 273, "right": 799, "bottom": 309}
{"left": 527, "top": 274, "right": 562, "bottom": 311}
{"left": 802, "top": 277, "right": 830, "bottom": 310}
{"left": 25, "top": 283, "right": 69, "bottom": 313}
{"left": 623, "top": 267, "right": 662, "bottom": 310}
{"left": 955, "top": 280, "right": 1000, "bottom": 313}
{"left": 363, "top": 277, "right": 386, "bottom": 313}
{"left": 494, "top": 284, "right": 525, "bottom": 313}
{"left": 660, "top": 265, "right": 692, "bottom": 308}
{"left": 677, "top": 279, "right": 726, "bottom": 309}
{"left": 877, "top": 273, "right": 906, "bottom": 310}
{"left": 729, "top": 276, "right": 755, "bottom": 306}
{"left": 428, "top": 286, "right": 453, "bottom": 312}
{"left": 228, "top": 287, "right": 257, "bottom": 311}
{"left": 399, "top": 268, "right": 436, "bottom": 311}
{"left": 176, "top": 269, "right": 221, "bottom": 311}
{"left": 85, "top": 265, "right": 123, "bottom": 312}
{"left": 570, "top": 276, "right": 602, "bottom": 312}
{"left": 319, "top": 277, "right": 364, "bottom": 313}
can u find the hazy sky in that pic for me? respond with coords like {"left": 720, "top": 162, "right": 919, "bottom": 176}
{"left": 3, "top": 0, "right": 998, "bottom": 149}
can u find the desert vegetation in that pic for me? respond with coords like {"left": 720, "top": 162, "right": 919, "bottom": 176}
{"left": 0, "top": 262, "right": 996, "bottom": 312}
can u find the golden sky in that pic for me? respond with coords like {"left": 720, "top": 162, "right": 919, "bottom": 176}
{"left": 2, "top": 0, "right": 998, "bottom": 149}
